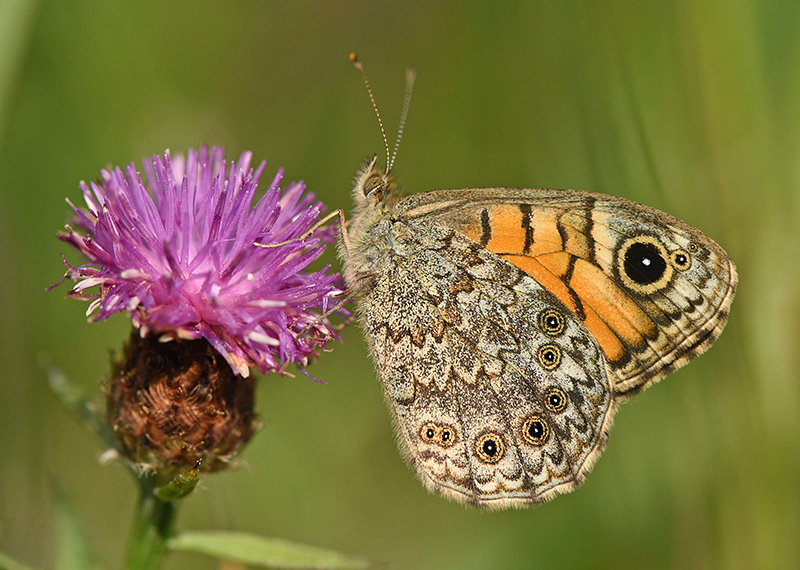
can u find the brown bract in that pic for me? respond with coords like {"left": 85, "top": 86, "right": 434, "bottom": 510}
{"left": 107, "top": 331, "right": 257, "bottom": 478}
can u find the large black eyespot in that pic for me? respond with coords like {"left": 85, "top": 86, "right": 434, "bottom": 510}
{"left": 522, "top": 416, "right": 549, "bottom": 446}
{"left": 617, "top": 235, "right": 673, "bottom": 294}
{"left": 671, "top": 249, "right": 691, "bottom": 270}
{"left": 538, "top": 309, "right": 565, "bottom": 336}
{"left": 544, "top": 387, "right": 568, "bottom": 413}
{"left": 624, "top": 241, "right": 667, "bottom": 284}
{"left": 475, "top": 433, "right": 505, "bottom": 463}
{"left": 537, "top": 344, "right": 562, "bottom": 370}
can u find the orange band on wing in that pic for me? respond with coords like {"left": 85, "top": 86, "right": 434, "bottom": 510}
{"left": 482, "top": 204, "right": 527, "bottom": 252}
{"left": 503, "top": 253, "right": 575, "bottom": 311}
{"left": 559, "top": 212, "right": 592, "bottom": 260}
{"left": 581, "top": 304, "right": 626, "bottom": 363}
{"left": 521, "top": 209, "right": 565, "bottom": 255}
{"left": 459, "top": 205, "right": 565, "bottom": 256}
{"left": 566, "top": 257, "right": 657, "bottom": 349}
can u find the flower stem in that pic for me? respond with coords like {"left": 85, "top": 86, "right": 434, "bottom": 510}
{"left": 126, "top": 478, "right": 177, "bottom": 570}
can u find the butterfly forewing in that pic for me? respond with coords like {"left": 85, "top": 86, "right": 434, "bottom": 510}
{"left": 397, "top": 187, "right": 738, "bottom": 395}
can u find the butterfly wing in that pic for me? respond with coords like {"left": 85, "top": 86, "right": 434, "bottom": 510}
{"left": 355, "top": 220, "right": 615, "bottom": 508}
{"left": 396, "top": 188, "right": 737, "bottom": 395}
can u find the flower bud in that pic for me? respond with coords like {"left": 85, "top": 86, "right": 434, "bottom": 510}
{"left": 107, "top": 331, "right": 257, "bottom": 477}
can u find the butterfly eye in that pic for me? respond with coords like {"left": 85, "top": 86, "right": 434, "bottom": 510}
{"left": 521, "top": 416, "right": 549, "bottom": 446}
{"left": 537, "top": 344, "right": 562, "bottom": 370}
{"left": 671, "top": 249, "right": 691, "bottom": 270}
{"left": 544, "top": 387, "right": 568, "bottom": 413}
{"left": 538, "top": 309, "right": 565, "bottom": 336}
{"left": 363, "top": 173, "right": 386, "bottom": 197}
{"left": 475, "top": 432, "right": 505, "bottom": 464}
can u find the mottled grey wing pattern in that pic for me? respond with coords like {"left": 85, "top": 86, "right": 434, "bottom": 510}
{"left": 357, "top": 220, "right": 616, "bottom": 508}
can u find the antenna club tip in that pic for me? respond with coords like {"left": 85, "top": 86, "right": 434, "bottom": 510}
{"left": 349, "top": 52, "right": 364, "bottom": 72}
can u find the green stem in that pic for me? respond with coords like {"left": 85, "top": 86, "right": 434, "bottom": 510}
{"left": 126, "top": 478, "right": 178, "bottom": 570}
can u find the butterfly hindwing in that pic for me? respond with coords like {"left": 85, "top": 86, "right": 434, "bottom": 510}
{"left": 355, "top": 220, "right": 615, "bottom": 508}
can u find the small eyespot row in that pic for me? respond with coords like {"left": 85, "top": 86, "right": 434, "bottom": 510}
{"left": 419, "top": 422, "right": 456, "bottom": 448}
{"left": 671, "top": 249, "right": 691, "bottom": 270}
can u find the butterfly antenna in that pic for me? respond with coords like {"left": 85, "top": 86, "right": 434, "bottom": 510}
{"left": 350, "top": 53, "right": 391, "bottom": 171}
{"left": 389, "top": 66, "right": 416, "bottom": 173}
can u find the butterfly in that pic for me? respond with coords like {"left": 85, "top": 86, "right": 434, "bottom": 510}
{"left": 337, "top": 56, "right": 737, "bottom": 509}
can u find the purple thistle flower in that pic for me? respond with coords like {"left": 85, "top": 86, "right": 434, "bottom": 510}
{"left": 57, "top": 146, "right": 347, "bottom": 377}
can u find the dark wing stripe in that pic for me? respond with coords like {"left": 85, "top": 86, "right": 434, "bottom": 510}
{"left": 561, "top": 255, "right": 586, "bottom": 321}
{"left": 584, "top": 197, "right": 597, "bottom": 265}
{"left": 480, "top": 208, "right": 492, "bottom": 247}
{"left": 519, "top": 203, "right": 534, "bottom": 254}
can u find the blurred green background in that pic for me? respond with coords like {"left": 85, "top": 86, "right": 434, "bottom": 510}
{"left": 0, "top": 1, "right": 797, "bottom": 569}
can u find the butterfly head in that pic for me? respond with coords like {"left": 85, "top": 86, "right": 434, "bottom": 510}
{"left": 351, "top": 155, "right": 401, "bottom": 213}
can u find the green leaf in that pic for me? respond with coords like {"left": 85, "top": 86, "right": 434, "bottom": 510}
{"left": 0, "top": 551, "right": 36, "bottom": 570}
{"left": 169, "top": 531, "right": 374, "bottom": 570}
